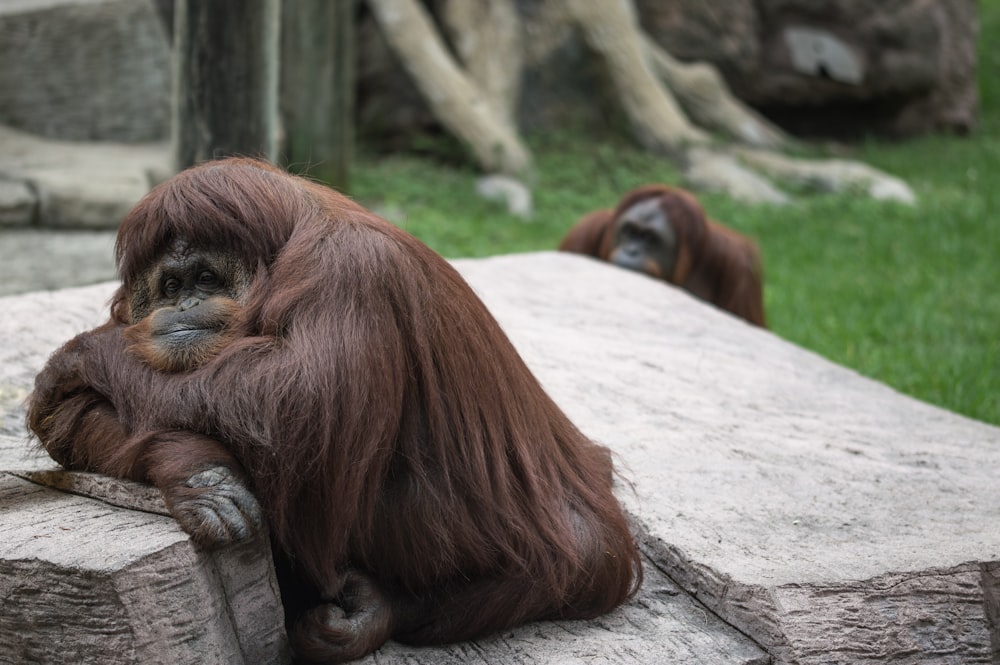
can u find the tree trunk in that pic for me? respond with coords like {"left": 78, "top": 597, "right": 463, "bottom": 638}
{"left": 280, "top": 0, "right": 356, "bottom": 190}
{"left": 559, "top": 0, "right": 708, "bottom": 155}
{"left": 172, "top": 0, "right": 280, "bottom": 169}
{"left": 364, "top": 0, "right": 914, "bottom": 206}
{"left": 366, "top": 0, "right": 532, "bottom": 179}
{"left": 734, "top": 147, "right": 917, "bottom": 203}
{"left": 440, "top": 0, "right": 523, "bottom": 128}
{"left": 640, "top": 36, "right": 789, "bottom": 150}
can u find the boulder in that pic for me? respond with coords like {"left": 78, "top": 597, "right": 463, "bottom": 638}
{"left": 636, "top": 0, "right": 979, "bottom": 137}
{"left": 2, "top": 252, "right": 999, "bottom": 663}
{"left": 0, "top": 471, "right": 290, "bottom": 665}
{"left": 0, "top": 0, "right": 171, "bottom": 143}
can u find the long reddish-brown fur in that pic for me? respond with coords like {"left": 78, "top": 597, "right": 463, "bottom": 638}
{"left": 27, "top": 158, "right": 641, "bottom": 661}
{"left": 559, "top": 184, "right": 767, "bottom": 327}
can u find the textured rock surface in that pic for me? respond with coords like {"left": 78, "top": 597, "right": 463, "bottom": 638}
{"left": 459, "top": 253, "right": 1000, "bottom": 664}
{"left": 0, "top": 282, "right": 115, "bottom": 452}
{"left": 0, "top": 0, "right": 171, "bottom": 142}
{"left": 0, "top": 229, "right": 118, "bottom": 296}
{"left": 0, "top": 472, "right": 290, "bottom": 665}
{"left": 0, "top": 126, "right": 171, "bottom": 229}
{"left": 635, "top": 0, "right": 979, "bottom": 137}
{"left": 2, "top": 252, "right": 998, "bottom": 663}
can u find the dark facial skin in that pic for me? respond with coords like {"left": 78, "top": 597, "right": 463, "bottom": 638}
{"left": 608, "top": 197, "right": 678, "bottom": 280}
{"left": 124, "top": 242, "right": 252, "bottom": 372}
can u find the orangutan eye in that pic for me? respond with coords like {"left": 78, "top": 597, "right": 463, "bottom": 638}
{"left": 197, "top": 270, "right": 220, "bottom": 289}
{"left": 162, "top": 277, "right": 182, "bottom": 297}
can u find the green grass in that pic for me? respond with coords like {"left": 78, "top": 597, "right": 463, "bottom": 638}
{"left": 351, "top": 8, "right": 1000, "bottom": 427}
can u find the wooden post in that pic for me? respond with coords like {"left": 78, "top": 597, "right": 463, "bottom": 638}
{"left": 172, "top": 0, "right": 280, "bottom": 169}
{"left": 280, "top": 0, "right": 356, "bottom": 190}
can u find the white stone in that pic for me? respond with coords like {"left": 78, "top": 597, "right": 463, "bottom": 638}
{"left": 475, "top": 174, "right": 534, "bottom": 218}
{"left": 784, "top": 27, "right": 864, "bottom": 85}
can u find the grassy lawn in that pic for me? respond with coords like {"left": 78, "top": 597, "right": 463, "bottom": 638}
{"left": 351, "top": 8, "right": 1000, "bottom": 427}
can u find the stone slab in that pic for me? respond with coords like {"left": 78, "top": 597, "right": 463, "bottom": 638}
{"left": 0, "top": 125, "right": 171, "bottom": 229}
{"left": 367, "top": 560, "right": 768, "bottom": 665}
{"left": 0, "top": 229, "right": 118, "bottom": 297}
{"left": 2, "top": 251, "right": 998, "bottom": 662}
{"left": 454, "top": 252, "right": 1000, "bottom": 664}
{"left": 0, "top": 267, "right": 765, "bottom": 663}
{"left": 0, "top": 177, "right": 35, "bottom": 227}
{"left": 0, "top": 471, "right": 290, "bottom": 664}
{"left": 2, "top": 466, "right": 766, "bottom": 665}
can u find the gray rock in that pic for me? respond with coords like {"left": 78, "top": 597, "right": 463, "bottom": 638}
{"left": 784, "top": 27, "right": 864, "bottom": 85}
{"left": 475, "top": 174, "right": 534, "bottom": 219}
{"left": 457, "top": 252, "right": 1000, "bottom": 664}
{"left": 636, "top": 0, "right": 979, "bottom": 136}
{"left": 371, "top": 561, "right": 769, "bottom": 664}
{"left": 0, "top": 229, "right": 118, "bottom": 297}
{"left": 0, "top": 178, "right": 36, "bottom": 227}
{"left": 2, "top": 252, "right": 999, "bottom": 663}
{"left": 0, "top": 125, "right": 171, "bottom": 228}
{"left": 0, "top": 0, "right": 171, "bottom": 143}
{"left": 0, "top": 282, "right": 117, "bottom": 464}
{"left": 0, "top": 472, "right": 290, "bottom": 665}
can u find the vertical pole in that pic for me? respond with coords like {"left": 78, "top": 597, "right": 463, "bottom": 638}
{"left": 173, "top": 0, "right": 280, "bottom": 169}
{"left": 280, "top": 0, "right": 356, "bottom": 190}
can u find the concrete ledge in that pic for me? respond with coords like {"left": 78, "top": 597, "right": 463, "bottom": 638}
{"left": 0, "top": 229, "right": 118, "bottom": 297}
{"left": 0, "top": 126, "right": 170, "bottom": 229}
{"left": 2, "top": 252, "right": 998, "bottom": 663}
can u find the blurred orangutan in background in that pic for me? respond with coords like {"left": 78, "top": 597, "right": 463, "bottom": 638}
{"left": 559, "top": 184, "right": 767, "bottom": 327}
